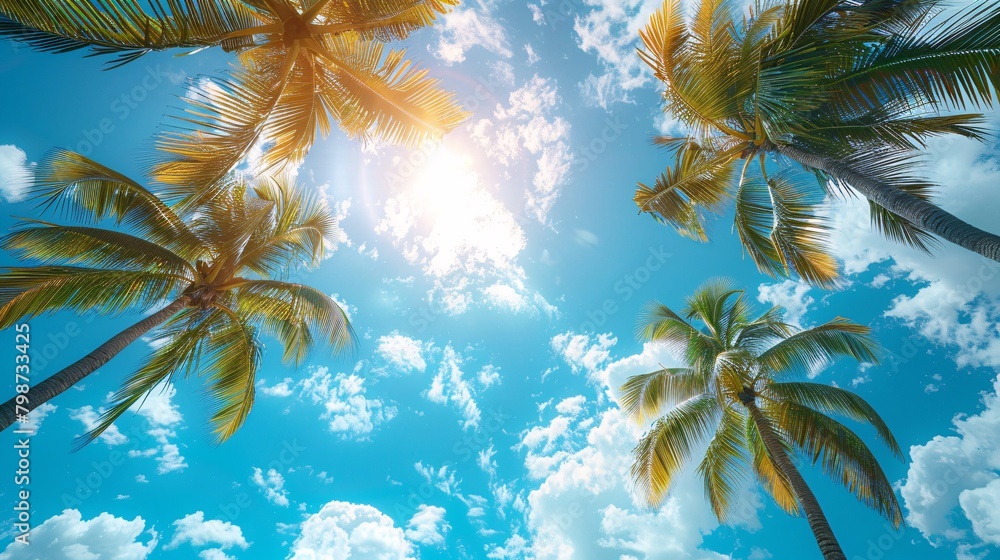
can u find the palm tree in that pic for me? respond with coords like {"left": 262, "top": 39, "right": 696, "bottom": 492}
{"left": 0, "top": 0, "right": 469, "bottom": 194}
{"left": 635, "top": 0, "right": 1000, "bottom": 286}
{"left": 0, "top": 149, "right": 354, "bottom": 443}
{"left": 621, "top": 280, "right": 902, "bottom": 560}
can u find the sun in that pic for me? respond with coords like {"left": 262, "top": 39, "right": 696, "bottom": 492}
{"left": 406, "top": 145, "right": 480, "bottom": 223}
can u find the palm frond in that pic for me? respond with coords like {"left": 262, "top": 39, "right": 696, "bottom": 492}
{"left": 33, "top": 150, "right": 201, "bottom": 256}
{"left": 759, "top": 317, "right": 880, "bottom": 376}
{"left": 767, "top": 382, "right": 902, "bottom": 458}
{"left": 3, "top": 221, "right": 194, "bottom": 276}
{"left": 620, "top": 368, "right": 707, "bottom": 424}
{"left": 779, "top": 401, "right": 904, "bottom": 527}
{"left": 631, "top": 394, "right": 721, "bottom": 506}
{"left": 312, "top": 33, "right": 470, "bottom": 147}
{"left": 0, "top": 267, "right": 184, "bottom": 329}
{"left": 698, "top": 407, "right": 751, "bottom": 522}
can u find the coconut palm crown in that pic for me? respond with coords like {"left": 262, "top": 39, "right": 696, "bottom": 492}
{"left": 622, "top": 280, "right": 902, "bottom": 560}
{"left": 636, "top": 0, "right": 1000, "bottom": 286}
{"left": 0, "top": 149, "right": 354, "bottom": 444}
{"left": 0, "top": 0, "right": 470, "bottom": 194}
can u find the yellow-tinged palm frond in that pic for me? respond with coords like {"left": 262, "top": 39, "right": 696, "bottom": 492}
{"left": 632, "top": 394, "right": 721, "bottom": 506}
{"left": 153, "top": 65, "right": 283, "bottom": 194}
{"left": 33, "top": 149, "right": 202, "bottom": 257}
{"left": 0, "top": 267, "right": 185, "bottom": 329}
{"left": 312, "top": 34, "right": 469, "bottom": 147}
{"left": 636, "top": 301, "right": 721, "bottom": 370}
{"left": 313, "top": 0, "right": 459, "bottom": 42}
{"left": 239, "top": 174, "right": 338, "bottom": 275}
{"left": 766, "top": 382, "right": 901, "bottom": 458}
{"left": 778, "top": 401, "right": 903, "bottom": 527}
{"left": 745, "top": 411, "right": 801, "bottom": 515}
{"left": 765, "top": 173, "right": 839, "bottom": 287}
{"left": 635, "top": 142, "right": 743, "bottom": 241}
{"left": 3, "top": 220, "right": 194, "bottom": 276}
{"left": 620, "top": 368, "right": 708, "bottom": 424}
{"left": 0, "top": 0, "right": 260, "bottom": 67}
{"left": 759, "top": 318, "right": 879, "bottom": 376}
{"left": 234, "top": 280, "right": 355, "bottom": 359}
{"left": 203, "top": 317, "right": 262, "bottom": 442}
{"left": 698, "top": 407, "right": 752, "bottom": 521}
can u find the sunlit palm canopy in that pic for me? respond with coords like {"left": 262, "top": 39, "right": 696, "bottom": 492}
{"left": 0, "top": 0, "right": 470, "bottom": 194}
{"left": 0, "top": 149, "right": 354, "bottom": 443}
{"left": 635, "top": 0, "right": 1000, "bottom": 286}
{"left": 621, "top": 279, "right": 902, "bottom": 526}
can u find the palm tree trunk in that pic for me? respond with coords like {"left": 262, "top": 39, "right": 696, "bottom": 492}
{"left": 775, "top": 143, "right": 1000, "bottom": 262}
{"left": 744, "top": 397, "right": 847, "bottom": 560}
{"left": 0, "top": 296, "right": 191, "bottom": 432}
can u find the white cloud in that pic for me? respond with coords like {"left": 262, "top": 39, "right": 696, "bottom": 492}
{"left": 199, "top": 550, "right": 236, "bottom": 560}
{"left": 123, "top": 385, "right": 187, "bottom": 474}
{"left": 550, "top": 332, "right": 617, "bottom": 380}
{"left": 68, "top": 405, "right": 128, "bottom": 446}
{"left": 289, "top": 501, "right": 413, "bottom": 560}
{"left": 376, "top": 332, "right": 428, "bottom": 373}
{"left": 426, "top": 346, "right": 492, "bottom": 430}
{"left": 376, "top": 145, "right": 553, "bottom": 316}
{"left": 432, "top": 1, "right": 511, "bottom": 64}
{"left": 470, "top": 75, "right": 573, "bottom": 222}
{"left": 525, "top": 408, "right": 750, "bottom": 559}
{"left": 20, "top": 403, "right": 56, "bottom": 433}
{"left": 961, "top": 479, "right": 1000, "bottom": 545}
{"left": 415, "top": 462, "right": 461, "bottom": 497}
{"left": 299, "top": 366, "right": 396, "bottom": 439}
{"left": 251, "top": 467, "right": 290, "bottom": 507}
{"left": 167, "top": 511, "right": 248, "bottom": 551}
{"left": 757, "top": 280, "right": 815, "bottom": 328}
{"left": 0, "top": 509, "right": 158, "bottom": 560}
{"left": 555, "top": 396, "right": 587, "bottom": 416}
{"left": 899, "top": 374, "right": 1000, "bottom": 548}
{"left": 573, "top": 0, "right": 662, "bottom": 107}
{"left": 0, "top": 145, "right": 32, "bottom": 202}
{"left": 405, "top": 505, "right": 450, "bottom": 546}
{"left": 261, "top": 377, "right": 295, "bottom": 398}
{"left": 130, "top": 382, "right": 183, "bottom": 427}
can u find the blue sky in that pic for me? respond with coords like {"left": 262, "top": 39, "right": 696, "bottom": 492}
{"left": 1, "top": 1, "right": 1000, "bottom": 559}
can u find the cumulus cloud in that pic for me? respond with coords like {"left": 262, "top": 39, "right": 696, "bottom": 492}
{"left": 524, "top": 408, "right": 751, "bottom": 559}
{"left": 432, "top": 0, "right": 511, "bottom": 64}
{"left": 376, "top": 332, "right": 428, "bottom": 374}
{"left": 68, "top": 405, "right": 129, "bottom": 446}
{"left": 899, "top": 374, "right": 1000, "bottom": 548}
{"left": 19, "top": 403, "right": 56, "bottom": 433}
{"left": 550, "top": 332, "right": 617, "bottom": 380}
{"left": 757, "top": 280, "right": 815, "bottom": 328}
{"left": 295, "top": 366, "right": 396, "bottom": 439}
{"left": 405, "top": 505, "right": 450, "bottom": 546}
{"left": 0, "top": 145, "right": 32, "bottom": 202}
{"left": 573, "top": 0, "right": 662, "bottom": 107}
{"left": 251, "top": 467, "right": 290, "bottom": 507}
{"left": 166, "top": 511, "right": 248, "bottom": 552}
{"left": 0, "top": 509, "right": 158, "bottom": 560}
{"left": 288, "top": 501, "right": 413, "bottom": 560}
{"left": 470, "top": 75, "right": 573, "bottom": 222}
